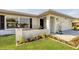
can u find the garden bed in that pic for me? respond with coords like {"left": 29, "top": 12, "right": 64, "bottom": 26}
{"left": 51, "top": 35, "right": 79, "bottom": 49}
{"left": 15, "top": 29, "right": 79, "bottom": 49}
{"left": 16, "top": 33, "right": 79, "bottom": 49}
{"left": 0, "top": 35, "right": 74, "bottom": 50}
{"left": 69, "top": 37, "right": 79, "bottom": 47}
{"left": 16, "top": 34, "right": 49, "bottom": 46}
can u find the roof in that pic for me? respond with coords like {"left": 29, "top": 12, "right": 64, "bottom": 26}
{"left": 39, "top": 9, "right": 75, "bottom": 19}
{"left": 0, "top": 9, "right": 37, "bottom": 17}
{"left": 0, "top": 9, "right": 76, "bottom": 19}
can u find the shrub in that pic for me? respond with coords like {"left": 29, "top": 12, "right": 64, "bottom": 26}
{"left": 19, "top": 37, "right": 25, "bottom": 44}
{"left": 25, "top": 39, "right": 28, "bottom": 43}
{"left": 43, "top": 34, "right": 50, "bottom": 38}
{"left": 49, "top": 35, "right": 77, "bottom": 47}
{"left": 17, "top": 41, "right": 19, "bottom": 44}
{"left": 69, "top": 37, "right": 79, "bottom": 47}
{"left": 38, "top": 34, "right": 45, "bottom": 39}
{"left": 27, "top": 38, "right": 31, "bottom": 42}
{"left": 31, "top": 35, "right": 39, "bottom": 41}
{"left": 30, "top": 37, "right": 36, "bottom": 41}
{"left": 49, "top": 35, "right": 79, "bottom": 47}
{"left": 38, "top": 35, "right": 43, "bottom": 39}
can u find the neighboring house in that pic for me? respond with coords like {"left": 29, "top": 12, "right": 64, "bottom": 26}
{"left": 0, "top": 9, "right": 75, "bottom": 35}
{"left": 72, "top": 20, "right": 79, "bottom": 26}
{"left": 72, "top": 20, "right": 79, "bottom": 30}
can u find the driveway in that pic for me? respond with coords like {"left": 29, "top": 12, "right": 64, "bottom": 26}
{"left": 63, "top": 30, "right": 79, "bottom": 35}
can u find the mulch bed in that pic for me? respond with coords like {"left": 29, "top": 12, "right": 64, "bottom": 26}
{"left": 51, "top": 35, "right": 79, "bottom": 48}
{"left": 16, "top": 34, "right": 79, "bottom": 49}
{"left": 69, "top": 37, "right": 79, "bottom": 47}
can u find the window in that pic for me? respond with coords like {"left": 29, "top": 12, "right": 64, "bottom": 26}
{"left": 19, "top": 18, "right": 30, "bottom": 28}
{"left": 20, "top": 18, "right": 30, "bottom": 24}
{"left": 6, "top": 17, "right": 32, "bottom": 29}
{"left": 0, "top": 15, "right": 5, "bottom": 29}
{"left": 6, "top": 18, "right": 17, "bottom": 28}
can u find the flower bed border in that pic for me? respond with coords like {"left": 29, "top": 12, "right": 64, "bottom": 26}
{"left": 16, "top": 33, "right": 79, "bottom": 49}
{"left": 50, "top": 35, "right": 79, "bottom": 49}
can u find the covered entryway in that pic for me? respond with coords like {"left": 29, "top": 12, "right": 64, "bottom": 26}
{"left": 0, "top": 15, "right": 5, "bottom": 30}
{"left": 45, "top": 15, "right": 57, "bottom": 34}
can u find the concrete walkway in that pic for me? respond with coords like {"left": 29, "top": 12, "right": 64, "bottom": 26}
{"left": 53, "top": 30, "right": 79, "bottom": 41}
{"left": 54, "top": 34, "right": 78, "bottom": 41}
{"left": 63, "top": 30, "right": 79, "bottom": 35}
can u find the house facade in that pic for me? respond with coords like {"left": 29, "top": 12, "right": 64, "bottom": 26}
{"left": 0, "top": 9, "right": 75, "bottom": 35}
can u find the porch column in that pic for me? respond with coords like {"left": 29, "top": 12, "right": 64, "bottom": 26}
{"left": 17, "top": 17, "right": 20, "bottom": 28}
{"left": 18, "top": 17, "right": 20, "bottom": 24}
{"left": 4, "top": 16, "right": 7, "bottom": 29}
{"left": 54, "top": 17, "right": 57, "bottom": 33}
{"left": 46, "top": 15, "right": 51, "bottom": 33}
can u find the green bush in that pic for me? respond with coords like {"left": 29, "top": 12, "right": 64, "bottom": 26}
{"left": 27, "top": 38, "right": 31, "bottom": 42}
{"left": 43, "top": 34, "right": 49, "bottom": 38}
{"left": 74, "top": 26, "right": 77, "bottom": 30}
{"left": 30, "top": 37, "right": 36, "bottom": 41}
{"left": 38, "top": 34, "right": 45, "bottom": 39}
{"left": 69, "top": 37, "right": 79, "bottom": 47}
{"left": 19, "top": 37, "right": 25, "bottom": 44}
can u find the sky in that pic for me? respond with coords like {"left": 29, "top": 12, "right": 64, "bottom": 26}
{"left": 9, "top": 9, "right": 79, "bottom": 18}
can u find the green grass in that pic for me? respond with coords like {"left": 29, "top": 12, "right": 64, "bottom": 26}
{"left": 0, "top": 35, "right": 76, "bottom": 50}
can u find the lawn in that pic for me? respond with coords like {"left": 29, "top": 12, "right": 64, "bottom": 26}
{"left": 0, "top": 35, "right": 76, "bottom": 50}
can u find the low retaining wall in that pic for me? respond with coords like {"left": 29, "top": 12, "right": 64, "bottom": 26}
{"left": 23, "top": 29, "right": 50, "bottom": 39}
{"left": 15, "top": 29, "right": 50, "bottom": 42}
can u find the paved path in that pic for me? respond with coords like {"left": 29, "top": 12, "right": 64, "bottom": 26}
{"left": 53, "top": 30, "right": 79, "bottom": 41}
{"left": 63, "top": 30, "right": 79, "bottom": 35}
{"left": 54, "top": 34, "right": 78, "bottom": 41}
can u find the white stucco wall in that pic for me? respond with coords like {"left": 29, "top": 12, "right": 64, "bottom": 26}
{"left": 32, "top": 17, "right": 40, "bottom": 29}
{"left": 60, "top": 17, "right": 72, "bottom": 31}
{"left": 49, "top": 15, "right": 73, "bottom": 33}
{"left": 15, "top": 29, "right": 50, "bottom": 42}
{"left": 22, "top": 29, "right": 50, "bottom": 39}
{"left": 50, "top": 17, "right": 55, "bottom": 33}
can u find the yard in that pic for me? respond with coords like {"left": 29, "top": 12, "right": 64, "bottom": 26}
{"left": 0, "top": 35, "right": 77, "bottom": 50}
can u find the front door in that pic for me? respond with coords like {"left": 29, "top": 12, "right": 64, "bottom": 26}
{"left": 40, "top": 19, "right": 44, "bottom": 29}
{"left": 0, "top": 15, "right": 5, "bottom": 30}
{"left": 30, "top": 18, "right": 32, "bottom": 28}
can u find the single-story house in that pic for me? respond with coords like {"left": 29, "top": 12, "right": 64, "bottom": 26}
{"left": 0, "top": 9, "right": 75, "bottom": 35}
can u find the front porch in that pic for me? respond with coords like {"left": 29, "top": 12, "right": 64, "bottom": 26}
{"left": 40, "top": 14, "right": 60, "bottom": 34}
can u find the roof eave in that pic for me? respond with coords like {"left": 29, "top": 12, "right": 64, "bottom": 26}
{"left": 38, "top": 9, "right": 76, "bottom": 19}
{"left": 0, "top": 9, "right": 38, "bottom": 17}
